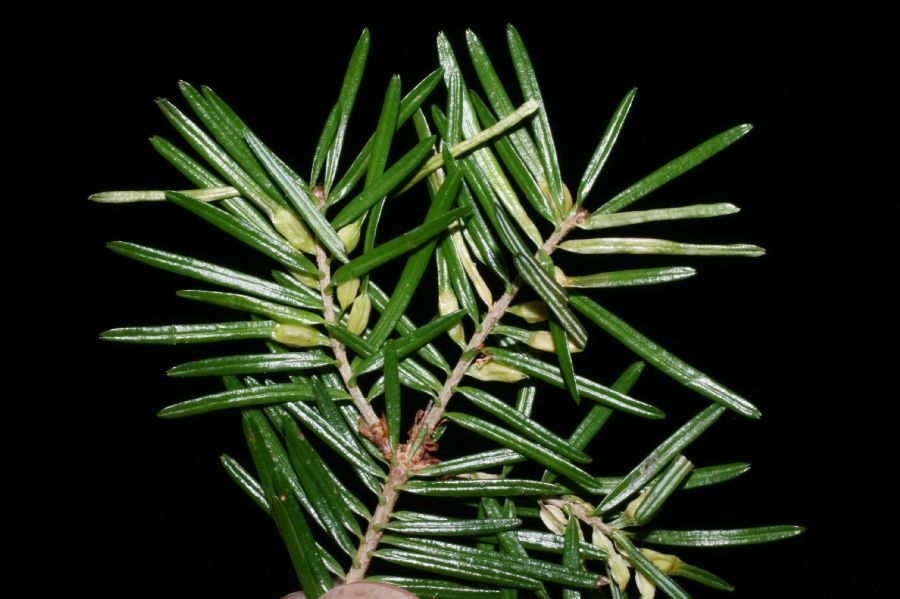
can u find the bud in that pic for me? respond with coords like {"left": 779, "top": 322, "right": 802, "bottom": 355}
{"left": 338, "top": 219, "right": 363, "bottom": 254}
{"left": 553, "top": 265, "right": 572, "bottom": 287}
{"left": 563, "top": 182, "right": 574, "bottom": 213}
{"left": 624, "top": 492, "right": 648, "bottom": 522}
{"left": 609, "top": 553, "right": 631, "bottom": 591}
{"left": 346, "top": 293, "right": 372, "bottom": 335}
{"left": 291, "top": 270, "right": 320, "bottom": 289}
{"left": 591, "top": 527, "right": 614, "bottom": 553}
{"left": 438, "top": 289, "right": 466, "bottom": 347}
{"left": 337, "top": 277, "right": 360, "bottom": 311}
{"left": 539, "top": 503, "right": 568, "bottom": 535}
{"left": 273, "top": 323, "right": 328, "bottom": 347}
{"left": 273, "top": 208, "right": 315, "bottom": 253}
{"left": 527, "top": 330, "right": 584, "bottom": 353}
{"left": 635, "top": 571, "right": 655, "bottom": 599}
{"left": 640, "top": 548, "right": 682, "bottom": 575}
{"left": 508, "top": 300, "right": 549, "bottom": 323}
{"left": 466, "top": 361, "right": 527, "bottom": 383}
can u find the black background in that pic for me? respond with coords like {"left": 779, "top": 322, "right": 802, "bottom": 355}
{"left": 13, "top": 2, "right": 896, "bottom": 597}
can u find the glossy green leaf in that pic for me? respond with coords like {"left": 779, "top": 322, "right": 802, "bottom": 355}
{"left": 165, "top": 191, "right": 321, "bottom": 274}
{"left": 244, "top": 131, "right": 349, "bottom": 262}
{"left": 543, "top": 362, "right": 643, "bottom": 484}
{"left": 156, "top": 98, "right": 281, "bottom": 217}
{"left": 482, "top": 498, "right": 550, "bottom": 599}
{"left": 380, "top": 536, "right": 608, "bottom": 590}
{"left": 243, "top": 411, "right": 332, "bottom": 597}
{"left": 580, "top": 203, "right": 740, "bottom": 230}
{"left": 456, "top": 387, "right": 590, "bottom": 463}
{"left": 446, "top": 412, "right": 604, "bottom": 493}
{"left": 596, "top": 404, "right": 725, "bottom": 514}
{"left": 612, "top": 530, "right": 691, "bottom": 599}
{"left": 283, "top": 401, "right": 385, "bottom": 479}
{"left": 90, "top": 186, "right": 239, "bottom": 204}
{"left": 465, "top": 30, "right": 543, "bottom": 179}
{"left": 673, "top": 562, "right": 733, "bottom": 591}
{"left": 368, "top": 280, "right": 450, "bottom": 373}
{"left": 158, "top": 381, "right": 345, "bottom": 419}
{"left": 436, "top": 33, "right": 543, "bottom": 247}
{"left": 268, "top": 406, "right": 360, "bottom": 550}
{"left": 561, "top": 267, "right": 697, "bottom": 289}
{"left": 323, "top": 29, "right": 370, "bottom": 193}
{"left": 541, "top": 254, "right": 580, "bottom": 404}
{"left": 577, "top": 88, "right": 636, "bottom": 206}
{"left": 415, "top": 448, "right": 525, "bottom": 478}
{"left": 329, "top": 67, "right": 444, "bottom": 204}
{"left": 379, "top": 518, "right": 521, "bottom": 536}
{"left": 332, "top": 203, "right": 470, "bottom": 285}
{"left": 311, "top": 103, "right": 340, "bottom": 186}
{"left": 480, "top": 530, "right": 607, "bottom": 561}
{"left": 354, "top": 310, "right": 465, "bottom": 376}
{"left": 486, "top": 348, "right": 663, "bottom": 420}
{"left": 562, "top": 514, "right": 582, "bottom": 599}
{"left": 597, "top": 124, "right": 753, "bottom": 214}
{"left": 682, "top": 462, "right": 751, "bottom": 489}
{"left": 632, "top": 455, "right": 694, "bottom": 525}
{"left": 374, "top": 548, "right": 541, "bottom": 590}
{"left": 220, "top": 453, "right": 269, "bottom": 514}
{"left": 400, "top": 478, "right": 567, "bottom": 497}
{"left": 176, "top": 289, "right": 324, "bottom": 326}
{"left": 469, "top": 91, "right": 554, "bottom": 222}
{"left": 101, "top": 320, "right": 275, "bottom": 345}
{"left": 507, "top": 25, "right": 564, "bottom": 219}
{"left": 368, "top": 576, "right": 502, "bottom": 598}
{"left": 569, "top": 295, "right": 761, "bottom": 418}
{"left": 384, "top": 340, "right": 401, "bottom": 452}
{"left": 455, "top": 179, "right": 511, "bottom": 283}
{"left": 636, "top": 525, "right": 805, "bottom": 548}
{"left": 514, "top": 254, "right": 587, "bottom": 348}
{"left": 326, "top": 323, "right": 442, "bottom": 395}
{"left": 560, "top": 237, "right": 764, "bottom": 257}
{"left": 107, "top": 242, "right": 321, "bottom": 309}
{"left": 168, "top": 351, "right": 334, "bottom": 377}
{"left": 362, "top": 171, "right": 465, "bottom": 352}
{"left": 331, "top": 135, "right": 436, "bottom": 229}
{"left": 178, "top": 81, "right": 287, "bottom": 206}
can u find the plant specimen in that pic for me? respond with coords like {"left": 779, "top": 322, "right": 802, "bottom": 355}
{"left": 94, "top": 25, "right": 803, "bottom": 598}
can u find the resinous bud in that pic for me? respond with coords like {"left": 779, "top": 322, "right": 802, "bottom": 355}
{"left": 438, "top": 289, "right": 465, "bottom": 346}
{"left": 527, "top": 330, "right": 584, "bottom": 353}
{"left": 508, "top": 300, "right": 549, "bottom": 323}
{"left": 337, "top": 277, "right": 360, "bottom": 310}
{"left": 466, "top": 361, "right": 527, "bottom": 383}
{"left": 273, "top": 208, "right": 315, "bottom": 253}
{"left": 539, "top": 503, "right": 568, "bottom": 535}
{"left": 273, "top": 323, "right": 329, "bottom": 347}
{"left": 338, "top": 219, "right": 363, "bottom": 254}
{"left": 347, "top": 293, "right": 372, "bottom": 335}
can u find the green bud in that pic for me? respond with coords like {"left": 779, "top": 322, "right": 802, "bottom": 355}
{"left": 337, "top": 277, "right": 360, "bottom": 311}
{"left": 526, "top": 330, "right": 584, "bottom": 353}
{"left": 338, "top": 218, "right": 363, "bottom": 254}
{"left": 466, "top": 361, "right": 527, "bottom": 383}
{"left": 273, "top": 323, "right": 329, "bottom": 347}
{"left": 539, "top": 503, "right": 568, "bottom": 535}
{"left": 508, "top": 300, "right": 549, "bottom": 323}
{"left": 272, "top": 208, "right": 315, "bottom": 253}
{"left": 346, "top": 293, "right": 372, "bottom": 335}
{"left": 635, "top": 570, "right": 656, "bottom": 599}
{"left": 291, "top": 270, "right": 320, "bottom": 289}
{"left": 438, "top": 289, "right": 466, "bottom": 347}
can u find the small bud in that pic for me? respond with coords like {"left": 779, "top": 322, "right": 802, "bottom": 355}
{"left": 273, "top": 208, "right": 315, "bottom": 253}
{"left": 273, "top": 323, "right": 328, "bottom": 347}
{"left": 635, "top": 570, "right": 656, "bottom": 599}
{"left": 554, "top": 265, "right": 572, "bottom": 286}
{"left": 291, "top": 270, "right": 320, "bottom": 289}
{"left": 639, "top": 548, "right": 682, "bottom": 575}
{"left": 338, "top": 219, "right": 363, "bottom": 254}
{"left": 591, "top": 527, "right": 614, "bottom": 553}
{"left": 336, "top": 277, "right": 360, "bottom": 311}
{"left": 466, "top": 361, "right": 527, "bottom": 383}
{"left": 346, "top": 293, "right": 372, "bottom": 335}
{"left": 563, "top": 183, "right": 573, "bottom": 213}
{"left": 625, "top": 491, "right": 648, "bottom": 522}
{"left": 609, "top": 553, "right": 631, "bottom": 591}
{"left": 438, "top": 289, "right": 466, "bottom": 346}
{"left": 526, "top": 330, "right": 584, "bottom": 353}
{"left": 539, "top": 503, "right": 568, "bottom": 536}
{"left": 508, "top": 300, "right": 549, "bottom": 323}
